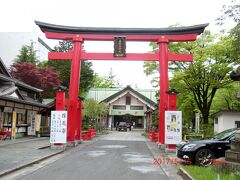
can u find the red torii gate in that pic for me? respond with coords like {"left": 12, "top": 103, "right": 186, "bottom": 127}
{"left": 36, "top": 21, "right": 207, "bottom": 146}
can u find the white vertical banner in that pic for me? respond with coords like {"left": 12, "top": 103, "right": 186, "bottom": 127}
{"left": 165, "top": 111, "right": 182, "bottom": 144}
{"left": 50, "top": 111, "right": 67, "bottom": 144}
{"left": 195, "top": 112, "right": 200, "bottom": 133}
{"left": 27, "top": 111, "right": 36, "bottom": 136}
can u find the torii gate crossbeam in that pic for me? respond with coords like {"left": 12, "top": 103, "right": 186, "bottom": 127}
{"left": 36, "top": 21, "right": 208, "bottom": 146}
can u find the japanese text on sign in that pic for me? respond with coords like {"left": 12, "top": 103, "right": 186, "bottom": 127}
{"left": 50, "top": 111, "right": 67, "bottom": 144}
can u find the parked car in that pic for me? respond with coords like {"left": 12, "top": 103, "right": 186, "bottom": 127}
{"left": 177, "top": 128, "right": 239, "bottom": 166}
{"left": 117, "top": 122, "right": 128, "bottom": 131}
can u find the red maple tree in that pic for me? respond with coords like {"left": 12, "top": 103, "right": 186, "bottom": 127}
{"left": 10, "top": 62, "right": 61, "bottom": 97}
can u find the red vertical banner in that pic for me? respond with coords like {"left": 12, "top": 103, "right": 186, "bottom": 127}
{"left": 158, "top": 37, "right": 169, "bottom": 144}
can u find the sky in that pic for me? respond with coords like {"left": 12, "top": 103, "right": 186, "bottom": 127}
{"left": 0, "top": 0, "right": 236, "bottom": 89}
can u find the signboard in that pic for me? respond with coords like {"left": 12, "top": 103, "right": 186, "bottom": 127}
{"left": 114, "top": 37, "right": 126, "bottom": 57}
{"left": 110, "top": 110, "right": 145, "bottom": 116}
{"left": 165, "top": 111, "right": 182, "bottom": 144}
{"left": 50, "top": 111, "right": 67, "bottom": 144}
{"left": 195, "top": 112, "right": 200, "bottom": 133}
{"left": 27, "top": 111, "right": 36, "bottom": 135}
{"left": 35, "top": 114, "right": 41, "bottom": 132}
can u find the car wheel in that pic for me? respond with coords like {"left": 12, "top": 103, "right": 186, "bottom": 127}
{"left": 195, "top": 148, "right": 215, "bottom": 166}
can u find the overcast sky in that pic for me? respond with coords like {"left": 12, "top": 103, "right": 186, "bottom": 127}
{"left": 0, "top": 0, "right": 236, "bottom": 89}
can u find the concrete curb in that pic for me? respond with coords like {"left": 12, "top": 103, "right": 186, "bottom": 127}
{"left": 0, "top": 150, "right": 64, "bottom": 178}
{"left": 178, "top": 167, "right": 194, "bottom": 180}
{"left": 145, "top": 141, "right": 183, "bottom": 180}
{"left": 38, "top": 145, "right": 50, "bottom": 149}
{"left": 146, "top": 140, "right": 197, "bottom": 180}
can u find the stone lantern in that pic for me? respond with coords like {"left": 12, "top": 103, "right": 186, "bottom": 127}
{"left": 225, "top": 130, "right": 240, "bottom": 163}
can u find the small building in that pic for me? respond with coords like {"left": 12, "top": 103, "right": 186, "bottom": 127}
{"left": 87, "top": 86, "right": 157, "bottom": 130}
{"left": 213, "top": 110, "right": 240, "bottom": 133}
{"left": 0, "top": 57, "right": 48, "bottom": 138}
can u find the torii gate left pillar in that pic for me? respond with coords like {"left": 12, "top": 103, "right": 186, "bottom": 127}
{"left": 67, "top": 36, "right": 82, "bottom": 145}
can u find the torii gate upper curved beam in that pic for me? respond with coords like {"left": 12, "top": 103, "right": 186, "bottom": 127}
{"left": 35, "top": 21, "right": 208, "bottom": 42}
{"left": 36, "top": 21, "right": 207, "bottom": 35}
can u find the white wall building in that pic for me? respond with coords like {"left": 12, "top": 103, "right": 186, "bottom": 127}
{"left": 0, "top": 32, "right": 52, "bottom": 68}
{"left": 97, "top": 86, "right": 157, "bottom": 130}
{"left": 213, "top": 110, "right": 240, "bottom": 133}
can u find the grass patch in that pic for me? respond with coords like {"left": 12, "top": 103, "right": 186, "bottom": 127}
{"left": 181, "top": 165, "right": 238, "bottom": 180}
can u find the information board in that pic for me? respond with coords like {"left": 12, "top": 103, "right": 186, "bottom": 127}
{"left": 165, "top": 111, "right": 182, "bottom": 144}
{"left": 50, "top": 111, "right": 67, "bottom": 144}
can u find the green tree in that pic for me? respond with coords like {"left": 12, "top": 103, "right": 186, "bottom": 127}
{"left": 93, "top": 68, "right": 120, "bottom": 88}
{"left": 170, "top": 77, "right": 197, "bottom": 129}
{"left": 82, "top": 98, "right": 108, "bottom": 130}
{"left": 211, "top": 82, "right": 240, "bottom": 112}
{"left": 144, "top": 31, "right": 234, "bottom": 125}
{"left": 15, "top": 41, "right": 38, "bottom": 64}
{"left": 172, "top": 33, "right": 233, "bottom": 124}
{"left": 46, "top": 60, "right": 71, "bottom": 87}
{"left": 217, "top": 0, "right": 240, "bottom": 60}
{"left": 46, "top": 40, "right": 94, "bottom": 96}
{"left": 80, "top": 61, "right": 95, "bottom": 94}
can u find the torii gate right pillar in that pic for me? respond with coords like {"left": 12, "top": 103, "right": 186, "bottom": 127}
{"left": 158, "top": 37, "right": 169, "bottom": 144}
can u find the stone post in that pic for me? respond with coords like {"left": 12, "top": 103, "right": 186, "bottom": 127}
{"left": 225, "top": 130, "right": 240, "bottom": 163}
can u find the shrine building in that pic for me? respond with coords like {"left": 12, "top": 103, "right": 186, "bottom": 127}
{"left": 86, "top": 86, "right": 157, "bottom": 130}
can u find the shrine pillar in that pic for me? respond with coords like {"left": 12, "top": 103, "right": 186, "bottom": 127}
{"left": 75, "top": 97, "right": 83, "bottom": 142}
{"left": 158, "top": 37, "right": 169, "bottom": 145}
{"left": 67, "top": 36, "right": 83, "bottom": 145}
{"left": 56, "top": 90, "right": 65, "bottom": 111}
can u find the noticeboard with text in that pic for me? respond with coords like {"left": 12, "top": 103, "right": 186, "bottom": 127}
{"left": 50, "top": 111, "right": 67, "bottom": 144}
{"left": 165, "top": 111, "right": 182, "bottom": 144}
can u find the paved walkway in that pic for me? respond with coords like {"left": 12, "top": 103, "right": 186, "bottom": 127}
{"left": 0, "top": 137, "right": 62, "bottom": 177}
{"left": 0, "top": 131, "right": 182, "bottom": 179}
{"left": 100, "top": 131, "right": 147, "bottom": 141}
{"left": 101, "top": 131, "right": 182, "bottom": 180}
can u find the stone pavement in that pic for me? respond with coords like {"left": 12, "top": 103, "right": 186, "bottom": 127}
{"left": 0, "top": 137, "right": 63, "bottom": 177}
{"left": 0, "top": 131, "right": 183, "bottom": 179}
{"left": 101, "top": 131, "right": 182, "bottom": 180}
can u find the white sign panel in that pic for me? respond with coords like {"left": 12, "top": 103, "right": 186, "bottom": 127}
{"left": 50, "top": 111, "right": 67, "bottom": 144}
{"left": 27, "top": 111, "right": 36, "bottom": 136}
{"left": 165, "top": 111, "right": 182, "bottom": 144}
